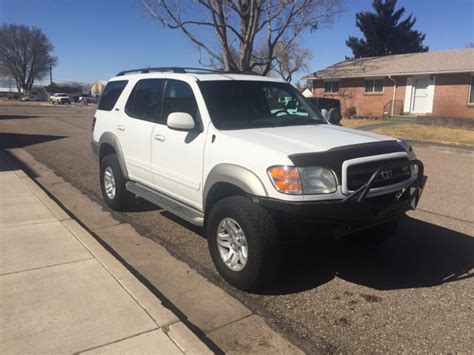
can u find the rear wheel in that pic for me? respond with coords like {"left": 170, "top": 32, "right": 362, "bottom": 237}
{"left": 207, "top": 196, "right": 280, "bottom": 291}
{"left": 100, "top": 154, "right": 134, "bottom": 211}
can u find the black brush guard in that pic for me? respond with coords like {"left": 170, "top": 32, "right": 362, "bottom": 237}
{"left": 258, "top": 159, "right": 427, "bottom": 231}
{"left": 343, "top": 159, "right": 426, "bottom": 205}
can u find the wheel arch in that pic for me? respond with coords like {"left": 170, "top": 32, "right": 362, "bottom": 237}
{"left": 99, "top": 132, "right": 129, "bottom": 179}
{"left": 203, "top": 164, "right": 268, "bottom": 212}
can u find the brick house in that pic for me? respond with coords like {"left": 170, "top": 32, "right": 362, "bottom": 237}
{"left": 304, "top": 48, "right": 474, "bottom": 119}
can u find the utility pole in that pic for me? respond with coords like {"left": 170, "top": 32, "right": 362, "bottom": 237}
{"left": 49, "top": 65, "right": 53, "bottom": 98}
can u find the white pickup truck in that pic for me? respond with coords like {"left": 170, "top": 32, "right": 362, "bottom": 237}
{"left": 91, "top": 67, "right": 426, "bottom": 291}
{"left": 51, "top": 93, "right": 71, "bottom": 104}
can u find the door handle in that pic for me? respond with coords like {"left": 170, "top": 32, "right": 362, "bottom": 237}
{"left": 117, "top": 125, "right": 125, "bottom": 131}
{"left": 154, "top": 134, "right": 166, "bottom": 142}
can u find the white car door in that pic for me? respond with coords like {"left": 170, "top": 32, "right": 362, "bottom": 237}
{"left": 118, "top": 78, "right": 164, "bottom": 186}
{"left": 151, "top": 79, "right": 207, "bottom": 210}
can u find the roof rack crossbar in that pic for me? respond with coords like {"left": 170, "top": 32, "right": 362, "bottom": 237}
{"left": 116, "top": 67, "right": 221, "bottom": 76}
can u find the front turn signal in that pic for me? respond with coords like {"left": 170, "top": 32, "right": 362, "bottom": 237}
{"left": 267, "top": 166, "right": 302, "bottom": 194}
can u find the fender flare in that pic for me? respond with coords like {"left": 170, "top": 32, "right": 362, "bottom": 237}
{"left": 203, "top": 164, "right": 268, "bottom": 208}
{"left": 99, "top": 132, "right": 129, "bottom": 179}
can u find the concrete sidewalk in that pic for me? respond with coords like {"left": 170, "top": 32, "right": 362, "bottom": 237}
{"left": 0, "top": 150, "right": 211, "bottom": 354}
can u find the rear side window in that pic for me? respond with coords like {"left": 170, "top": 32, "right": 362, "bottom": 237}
{"left": 125, "top": 79, "right": 164, "bottom": 122}
{"left": 98, "top": 81, "right": 128, "bottom": 111}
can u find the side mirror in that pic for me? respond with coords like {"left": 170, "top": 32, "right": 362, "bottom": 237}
{"left": 167, "top": 112, "right": 195, "bottom": 131}
{"left": 327, "top": 108, "right": 342, "bottom": 125}
{"left": 320, "top": 108, "right": 328, "bottom": 120}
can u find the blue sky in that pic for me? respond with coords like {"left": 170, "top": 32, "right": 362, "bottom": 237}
{"left": 1, "top": 0, "right": 473, "bottom": 84}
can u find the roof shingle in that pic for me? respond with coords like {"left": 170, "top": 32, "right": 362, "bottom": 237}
{"left": 304, "top": 48, "right": 474, "bottom": 80}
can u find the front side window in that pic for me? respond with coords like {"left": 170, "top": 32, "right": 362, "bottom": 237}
{"left": 125, "top": 79, "right": 164, "bottom": 121}
{"left": 324, "top": 81, "right": 340, "bottom": 93}
{"left": 98, "top": 80, "right": 128, "bottom": 111}
{"left": 365, "top": 79, "right": 384, "bottom": 93}
{"left": 161, "top": 80, "right": 198, "bottom": 121}
{"left": 469, "top": 76, "right": 474, "bottom": 104}
{"left": 198, "top": 80, "right": 326, "bottom": 130}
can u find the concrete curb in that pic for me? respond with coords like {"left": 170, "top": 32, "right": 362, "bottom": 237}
{"left": 5, "top": 148, "right": 304, "bottom": 354}
{"left": 0, "top": 150, "right": 211, "bottom": 354}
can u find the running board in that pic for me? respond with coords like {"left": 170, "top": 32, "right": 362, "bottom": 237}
{"left": 126, "top": 182, "right": 204, "bottom": 226}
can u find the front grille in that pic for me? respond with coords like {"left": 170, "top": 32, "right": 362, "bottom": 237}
{"left": 346, "top": 157, "right": 411, "bottom": 191}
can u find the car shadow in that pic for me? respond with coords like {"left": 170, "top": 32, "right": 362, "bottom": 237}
{"left": 122, "top": 197, "right": 163, "bottom": 213}
{"left": 0, "top": 132, "right": 67, "bottom": 150}
{"left": 0, "top": 114, "right": 38, "bottom": 120}
{"left": 160, "top": 210, "right": 205, "bottom": 236}
{"left": 258, "top": 215, "right": 474, "bottom": 295}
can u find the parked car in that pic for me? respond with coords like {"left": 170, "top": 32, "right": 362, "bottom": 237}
{"left": 51, "top": 93, "right": 71, "bottom": 104}
{"left": 69, "top": 94, "right": 81, "bottom": 103}
{"left": 21, "top": 95, "right": 41, "bottom": 102}
{"left": 79, "top": 95, "right": 96, "bottom": 104}
{"left": 305, "top": 97, "right": 342, "bottom": 125}
{"left": 91, "top": 67, "right": 426, "bottom": 291}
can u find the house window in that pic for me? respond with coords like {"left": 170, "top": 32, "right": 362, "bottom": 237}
{"left": 324, "top": 81, "right": 340, "bottom": 94}
{"left": 469, "top": 76, "right": 474, "bottom": 105}
{"left": 365, "top": 79, "right": 384, "bottom": 93}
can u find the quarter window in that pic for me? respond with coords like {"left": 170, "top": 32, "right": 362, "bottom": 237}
{"left": 98, "top": 80, "right": 128, "bottom": 111}
{"left": 469, "top": 76, "right": 474, "bottom": 104}
{"left": 365, "top": 79, "right": 384, "bottom": 93}
{"left": 324, "top": 81, "right": 340, "bottom": 94}
{"left": 162, "top": 80, "right": 198, "bottom": 121}
{"left": 125, "top": 79, "right": 164, "bottom": 122}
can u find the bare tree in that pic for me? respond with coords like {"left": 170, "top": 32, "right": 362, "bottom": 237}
{"left": 465, "top": 41, "right": 474, "bottom": 48}
{"left": 0, "top": 24, "right": 57, "bottom": 94}
{"left": 270, "top": 40, "right": 312, "bottom": 82}
{"left": 140, "top": 0, "right": 342, "bottom": 77}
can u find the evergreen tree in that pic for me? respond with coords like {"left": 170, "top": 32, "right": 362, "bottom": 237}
{"left": 346, "top": 0, "right": 428, "bottom": 58}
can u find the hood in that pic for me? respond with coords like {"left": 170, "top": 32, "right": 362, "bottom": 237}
{"left": 221, "top": 124, "right": 393, "bottom": 155}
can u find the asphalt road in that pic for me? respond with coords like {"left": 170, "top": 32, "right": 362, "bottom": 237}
{"left": 1, "top": 102, "right": 473, "bottom": 352}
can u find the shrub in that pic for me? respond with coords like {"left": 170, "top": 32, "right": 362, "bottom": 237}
{"left": 345, "top": 106, "right": 356, "bottom": 118}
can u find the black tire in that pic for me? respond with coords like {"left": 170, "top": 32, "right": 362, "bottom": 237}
{"left": 351, "top": 216, "right": 401, "bottom": 246}
{"left": 100, "top": 154, "right": 134, "bottom": 211}
{"left": 207, "top": 196, "right": 280, "bottom": 291}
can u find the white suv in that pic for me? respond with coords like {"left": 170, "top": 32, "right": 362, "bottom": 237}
{"left": 91, "top": 67, "right": 426, "bottom": 291}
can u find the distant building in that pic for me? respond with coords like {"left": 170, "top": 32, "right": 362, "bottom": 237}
{"left": 0, "top": 76, "right": 19, "bottom": 97}
{"left": 304, "top": 48, "right": 474, "bottom": 119}
{"left": 91, "top": 80, "right": 107, "bottom": 98}
{"left": 29, "top": 87, "right": 49, "bottom": 101}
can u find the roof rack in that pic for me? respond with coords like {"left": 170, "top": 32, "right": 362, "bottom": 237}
{"left": 116, "top": 67, "right": 221, "bottom": 76}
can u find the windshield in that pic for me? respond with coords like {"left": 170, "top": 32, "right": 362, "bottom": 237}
{"left": 198, "top": 80, "right": 327, "bottom": 130}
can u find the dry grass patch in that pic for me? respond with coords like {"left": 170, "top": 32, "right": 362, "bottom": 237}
{"left": 373, "top": 124, "right": 474, "bottom": 147}
{"left": 340, "top": 118, "right": 381, "bottom": 128}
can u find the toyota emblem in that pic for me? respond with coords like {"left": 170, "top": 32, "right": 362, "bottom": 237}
{"left": 381, "top": 169, "right": 393, "bottom": 179}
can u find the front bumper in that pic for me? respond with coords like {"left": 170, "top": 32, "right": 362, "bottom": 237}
{"left": 258, "top": 160, "right": 427, "bottom": 230}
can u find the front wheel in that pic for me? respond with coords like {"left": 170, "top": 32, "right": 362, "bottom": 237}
{"left": 207, "top": 196, "right": 280, "bottom": 291}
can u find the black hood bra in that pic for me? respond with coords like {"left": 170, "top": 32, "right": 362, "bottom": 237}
{"left": 289, "top": 140, "right": 406, "bottom": 181}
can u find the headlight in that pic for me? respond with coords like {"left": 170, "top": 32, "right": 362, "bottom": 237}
{"left": 267, "top": 166, "right": 337, "bottom": 194}
{"left": 399, "top": 140, "right": 416, "bottom": 160}
{"left": 398, "top": 140, "right": 418, "bottom": 176}
{"left": 299, "top": 167, "right": 337, "bottom": 194}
